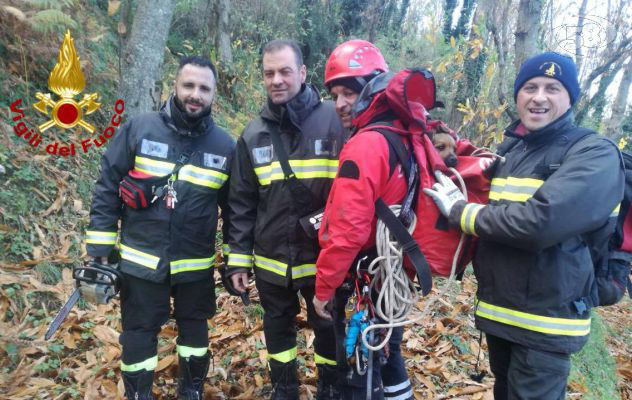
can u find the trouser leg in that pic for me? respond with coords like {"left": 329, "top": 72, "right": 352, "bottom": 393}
{"left": 301, "top": 285, "right": 339, "bottom": 399}
{"left": 506, "top": 340, "right": 570, "bottom": 400}
{"left": 486, "top": 334, "right": 512, "bottom": 400}
{"left": 173, "top": 279, "right": 215, "bottom": 399}
{"left": 119, "top": 274, "right": 170, "bottom": 399}
{"left": 256, "top": 277, "right": 299, "bottom": 399}
{"left": 381, "top": 327, "right": 412, "bottom": 400}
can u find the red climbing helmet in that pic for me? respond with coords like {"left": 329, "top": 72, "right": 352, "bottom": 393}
{"left": 324, "top": 40, "right": 389, "bottom": 88}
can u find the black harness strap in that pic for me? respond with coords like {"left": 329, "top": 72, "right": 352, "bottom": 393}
{"left": 367, "top": 127, "right": 432, "bottom": 296}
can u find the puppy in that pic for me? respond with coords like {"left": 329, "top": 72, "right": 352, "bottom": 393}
{"left": 432, "top": 132, "right": 458, "bottom": 168}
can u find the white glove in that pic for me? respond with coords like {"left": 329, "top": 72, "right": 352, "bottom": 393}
{"left": 423, "top": 171, "right": 465, "bottom": 217}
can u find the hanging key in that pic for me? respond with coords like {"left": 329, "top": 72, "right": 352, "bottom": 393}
{"left": 151, "top": 185, "right": 166, "bottom": 203}
{"left": 165, "top": 186, "right": 178, "bottom": 209}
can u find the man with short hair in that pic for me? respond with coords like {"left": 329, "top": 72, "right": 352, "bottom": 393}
{"left": 424, "top": 52, "right": 624, "bottom": 399}
{"left": 87, "top": 56, "right": 234, "bottom": 399}
{"left": 224, "top": 39, "right": 345, "bottom": 399}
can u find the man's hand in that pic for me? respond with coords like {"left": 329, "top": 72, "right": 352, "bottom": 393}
{"left": 313, "top": 297, "right": 332, "bottom": 320}
{"left": 423, "top": 170, "right": 466, "bottom": 217}
{"left": 230, "top": 272, "right": 249, "bottom": 294}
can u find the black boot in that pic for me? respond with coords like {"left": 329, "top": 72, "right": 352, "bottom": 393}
{"left": 269, "top": 359, "right": 299, "bottom": 400}
{"left": 316, "top": 364, "right": 341, "bottom": 400}
{"left": 122, "top": 369, "right": 155, "bottom": 400}
{"left": 177, "top": 353, "right": 210, "bottom": 400}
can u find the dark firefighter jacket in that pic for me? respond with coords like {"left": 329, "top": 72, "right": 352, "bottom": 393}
{"left": 227, "top": 85, "right": 345, "bottom": 288}
{"left": 448, "top": 110, "right": 624, "bottom": 354}
{"left": 86, "top": 97, "right": 235, "bottom": 285}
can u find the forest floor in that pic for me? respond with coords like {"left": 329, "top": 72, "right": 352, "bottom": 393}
{"left": 0, "top": 261, "right": 629, "bottom": 399}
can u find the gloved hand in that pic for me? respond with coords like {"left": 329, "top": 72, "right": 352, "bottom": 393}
{"left": 423, "top": 170, "right": 466, "bottom": 217}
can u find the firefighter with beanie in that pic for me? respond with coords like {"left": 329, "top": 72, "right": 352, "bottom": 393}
{"left": 313, "top": 40, "right": 415, "bottom": 400}
{"left": 86, "top": 56, "right": 234, "bottom": 399}
{"left": 223, "top": 39, "right": 345, "bottom": 399}
{"left": 424, "top": 52, "right": 624, "bottom": 399}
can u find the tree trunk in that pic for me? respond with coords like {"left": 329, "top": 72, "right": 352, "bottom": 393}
{"left": 575, "top": 0, "right": 589, "bottom": 73}
{"left": 604, "top": 60, "right": 632, "bottom": 138}
{"left": 119, "top": 0, "right": 176, "bottom": 117}
{"left": 575, "top": 60, "right": 624, "bottom": 126}
{"left": 454, "top": 0, "right": 477, "bottom": 39}
{"left": 486, "top": 0, "right": 516, "bottom": 121}
{"left": 215, "top": 0, "right": 233, "bottom": 66}
{"left": 514, "top": 0, "right": 543, "bottom": 72}
{"left": 442, "top": 0, "right": 458, "bottom": 42}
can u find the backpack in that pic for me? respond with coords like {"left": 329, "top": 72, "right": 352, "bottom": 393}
{"left": 353, "top": 68, "right": 493, "bottom": 294}
{"left": 496, "top": 128, "right": 632, "bottom": 306}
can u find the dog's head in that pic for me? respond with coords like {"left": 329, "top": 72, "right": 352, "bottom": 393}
{"left": 432, "top": 132, "right": 458, "bottom": 167}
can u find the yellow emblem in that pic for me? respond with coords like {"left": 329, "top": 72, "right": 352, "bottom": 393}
{"left": 33, "top": 30, "right": 100, "bottom": 133}
{"left": 544, "top": 63, "right": 557, "bottom": 77}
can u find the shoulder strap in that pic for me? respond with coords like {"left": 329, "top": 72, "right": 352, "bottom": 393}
{"left": 534, "top": 127, "right": 595, "bottom": 177}
{"left": 372, "top": 128, "right": 412, "bottom": 182}
{"left": 172, "top": 143, "right": 195, "bottom": 177}
{"left": 268, "top": 126, "right": 294, "bottom": 178}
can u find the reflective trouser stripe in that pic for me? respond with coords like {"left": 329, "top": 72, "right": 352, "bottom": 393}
{"left": 268, "top": 346, "right": 297, "bottom": 363}
{"left": 611, "top": 203, "right": 621, "bottom": 217}
{"left": 292, "top": 264, "right": 316, "bottom": 279}
{"left": 228, "top": 253, "right": 253, "bottom": 268}
{"left": 222, "top": 244, "right": 230, "bottom": 255}
{"left": 384, "top": 379, "right": 413, "bottom": 399}
{"left": 475, "top": 299, "right": 591, "bottom": 336}
{"left": 170, "top": 258, "right": 214, "bottom": 274}
{"left": 177, "top": 344, "right": 208, "bottom": 358}
{"left": 314, "top": 352, "right": 336, "bottom": 366}
{"left": 488, "top": 177, "right": 544, "bottom": 202}
{"left": 254, "top": 254, "right": 288, "bottom": 276}
{"left": 120, "top": 244, "right": 160, "bottom": 269}
{"left": 460, "top": 203, "right": 484, "bottom": 236}
{"left": 121, "top": 355, "right": 158, "bottom": 372}
{"left": 178, "top": 165, "right": 228, "bottom": 189}
{"left": 254, "top": 159, "right": 339, "bottom": 185}
{"left": 86, "top": 230, "right": 117, "bottom": 245}
{"left": 134, "top": 156, "right": 174, "bottom": 177}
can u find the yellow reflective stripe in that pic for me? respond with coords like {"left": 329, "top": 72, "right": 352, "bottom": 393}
{"left": 292, "top": 263, "right": 316, "bottom": 279}
{"left": 134, "top": 156, "right": 174, "bottom": 177}
{"left": 475, "top": 299, "right": 591, "bottom": 336}
{"left": 177, "top": 345, "right": 208, "bottom": 358}
{"left": 460, "top": 203, "right": 484, "bottom": 236}
{"left": 254, "top": 254, "right": 287, "bottom": 276}
{"left": 488, "top": 177, "right": 544, "bottom": 203}
{"left": 222, "top": 244, "right": 230, "bottom": 255}
{"left": 268, "top": 346, "right": 297, "bottom": 363}
{"left": 228, "top": 253, "right": 253, "bottom": 268}
{"left": 314, "top": 353, "right": 336, "bottom": 366}
{"left": 254, "top": 159, "right": 339, "bottom": 185}
{"left": 170, "top": 257, "right": 214, "bottom": 274}
{"left": 178, "top": 165, "right": 228, "bottom": 189}
{"left": 121, "top": 355, "right": 158, "bottom": 372}
{"left": 86, "top": 230, "right": 117, "bottom": 245}
{"left": 120, "top": 244, "right": 160, "bottom": 269}
{"left": 611, "top": 203, "right": 621, "bottom": 217}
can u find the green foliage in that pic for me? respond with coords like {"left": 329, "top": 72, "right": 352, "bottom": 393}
{"left": 29, "top": 10, "right": 78, "bottom": 34}
{"left": 569, "top": 314, "right": 619, "bottom": 399}
{"left": 26, "top": 0, "right": 76, "bottom": 8}
{"left": 442, "top": 0, "right": 458, "bottom": 41}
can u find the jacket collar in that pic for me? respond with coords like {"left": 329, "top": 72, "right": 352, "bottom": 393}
{"left": 260, "top": 84, "right": 321, "bottom": 131}
{"left": 159, "top": 95, "right": 214, "bottom": 137}
{"left": 505, "top": 108, "right": 575, "bottom": 145}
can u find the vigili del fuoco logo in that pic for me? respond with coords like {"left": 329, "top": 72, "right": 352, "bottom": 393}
{"left": 8, "top": 30, "right": 124, "bottom": 156}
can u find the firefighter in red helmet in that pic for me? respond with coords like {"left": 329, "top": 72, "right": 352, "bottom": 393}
{"left": 314, "top": 40, "right": 414, "bottom": 400}
{"left": 324, "top": 39, "right": 388, "bottom": 130}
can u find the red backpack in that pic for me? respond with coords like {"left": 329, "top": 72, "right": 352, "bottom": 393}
{"left": 352, "top": 68, "right": 493, "bottom": 293}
